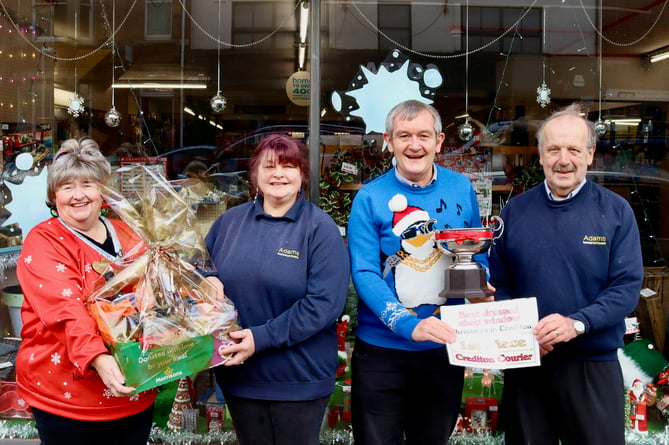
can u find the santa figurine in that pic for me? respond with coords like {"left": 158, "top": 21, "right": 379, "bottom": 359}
{"left": 628, "top": 379, "right": 657, "bottom": 434}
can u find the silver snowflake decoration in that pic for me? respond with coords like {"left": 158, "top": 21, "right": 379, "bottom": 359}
{"left": 67, "top": 92, "right": 85, "bottom": 117}
{"left": 536, "top": 82, "right": 551, "bottom": 108}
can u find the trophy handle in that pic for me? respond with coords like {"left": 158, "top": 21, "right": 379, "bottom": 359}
{"left": 489, "top": 215, "right": 504, "bottom": 240}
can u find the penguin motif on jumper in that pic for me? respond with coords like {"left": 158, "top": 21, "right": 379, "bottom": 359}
{"left": 384, "top": 194, "right": 452, "bottom": 308}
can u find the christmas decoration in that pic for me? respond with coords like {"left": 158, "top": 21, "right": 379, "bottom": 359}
{"left": 627, "top": 379, "right": 657, "bottom": 434}
{"left": 536, "top": 82, "right": 551, "bottom": 108}
{"left": 104, "top": 106, "right": 121, "bottom": 127}
{"left": 464, "top": 397, "right": 499, "bottom": 434}
{"left": 330, "top": 49, "right": 442, "bottom": 138}
{"left": 319, "top": 141, "right": 392, "bottom": 227}
{"left": 67, "top": 92, "right": 85, "bottom": 117}
{"left": 619, "top": 338, "right": 668, "bottom": 388}
{"left": 210, "top": 92, "right": 227, "bottom": 112}
{"left": 167, "top": 378, "right": 193, "bottom": 431}
{"left": 458, "top": 121, "right": 474, "bottom": 142}
{"left": 595, "top": 119, "right": 608, "bottom": 137}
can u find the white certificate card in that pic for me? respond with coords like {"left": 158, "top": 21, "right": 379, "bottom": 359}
{"left": 440, "top": 298, "right": 541, "bottom": 369}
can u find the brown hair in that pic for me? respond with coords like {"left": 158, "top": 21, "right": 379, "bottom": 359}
{"left": 248, "top": 134, "right": 310, "bottom": 198}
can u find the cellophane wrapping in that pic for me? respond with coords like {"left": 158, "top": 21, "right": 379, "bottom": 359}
{"left": 87, "top": 165, "right": 238, "bottom": 393}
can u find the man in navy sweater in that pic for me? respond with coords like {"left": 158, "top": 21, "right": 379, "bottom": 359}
{"left": 489, "top": 103, "right": 643, "bottom": 445}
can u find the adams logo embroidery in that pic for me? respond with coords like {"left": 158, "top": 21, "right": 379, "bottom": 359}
{"left": 277, "top": 248, "right": 300, "bottom": 259}
{"left": 583, "top": 235, "right": 607, "bottom": 246}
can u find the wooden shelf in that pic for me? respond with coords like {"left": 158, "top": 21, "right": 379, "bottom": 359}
{"left": 339, "top": 183, "right": 363, "bottom": 191}
{"left": 492, "top": 184, "right": 512, "bottom": 192}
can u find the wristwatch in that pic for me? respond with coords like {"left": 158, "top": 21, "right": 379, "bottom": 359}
{"left": 573, "top": 319, "right": 586, "bottom": 335}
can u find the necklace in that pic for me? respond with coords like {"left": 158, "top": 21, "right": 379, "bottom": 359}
{"left": 396, "top": 249, "right": 442, "bottom": 272}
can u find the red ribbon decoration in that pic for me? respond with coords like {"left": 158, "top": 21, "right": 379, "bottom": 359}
{"left": 434, "top": 229, "right": 493, "bottom": 243}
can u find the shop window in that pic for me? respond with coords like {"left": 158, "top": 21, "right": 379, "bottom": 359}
{"left": 33, "top": 0, "right": 93, "bottom": 43}
{"left": 467, "top": 6, "right": 542, "bottom": 54}
{"left": 378, "top": 4, "right": 411, "bottom": 51}
{"left": 145, "top": 0, "right": 173, "bottom": 40}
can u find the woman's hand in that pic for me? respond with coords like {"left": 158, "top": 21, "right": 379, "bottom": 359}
{"left": 206, "top": 276, "right": 225, "bottom": 301}
{"left": 91, "top": 353, "right": 136, "bottom": 397}
{"left": 220, "top": 329, "right": 256, "bottom": 366}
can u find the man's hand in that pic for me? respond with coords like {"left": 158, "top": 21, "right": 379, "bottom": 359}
{"left": 534, "top": 313, "right": 579, "bottom": 356}
{"left": 412, "top": 316, "right": 457, "bottom": 344}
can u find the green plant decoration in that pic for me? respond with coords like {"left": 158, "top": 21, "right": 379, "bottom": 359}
{"left": 510, "top": 158, "right": 545, "bottom": 196}
{"left": 319, "top": 142, "right": 393, "bottom": 227}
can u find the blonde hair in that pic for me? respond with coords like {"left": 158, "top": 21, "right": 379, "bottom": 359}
{"left": 46, "top": 137, "right": 111, "bottom": 208}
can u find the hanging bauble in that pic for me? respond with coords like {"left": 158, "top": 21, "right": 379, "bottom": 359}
{"left": 594, "top": 119, "right": 608, "bottom": 137}
{"left": 104, "top": 106, "right": 121, "bottom": 127}
{"left": 458, "top": 121, "right": 474, "bottom": 142}
{"left": 210, "top": 92, "right": 227, "bottom": 112}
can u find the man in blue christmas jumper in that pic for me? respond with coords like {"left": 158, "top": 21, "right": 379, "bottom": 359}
{"left": 348, "top": 99, "right": 491, "bottom": 445}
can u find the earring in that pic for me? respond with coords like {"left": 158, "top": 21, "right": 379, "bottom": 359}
{"left": 100, "top": 204, "right": 110, "bottom": 217}
{"left": 50, "top": 207, "right": 58, "bottom": 218}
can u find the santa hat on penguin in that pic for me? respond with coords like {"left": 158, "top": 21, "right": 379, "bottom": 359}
{"left": 388, "top": 194, "right": 429, "bottom": 237}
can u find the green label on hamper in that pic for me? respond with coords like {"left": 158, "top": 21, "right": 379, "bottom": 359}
{"left": 115, "top": 336, "right": 214, "bottom": 393}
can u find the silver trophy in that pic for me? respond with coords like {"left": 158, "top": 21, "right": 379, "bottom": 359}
{"left": 435, "top": 216, "right": 504, "bottom": 300}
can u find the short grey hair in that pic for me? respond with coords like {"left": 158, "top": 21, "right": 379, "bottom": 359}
{"left": 385, "top": 100, "right": 443, "bottom": 137}
{"left": 46, "top": 137, "right": 111, "bottom": 208}
{"left": 536, "top": 103, "right": 597, "bottom": 153}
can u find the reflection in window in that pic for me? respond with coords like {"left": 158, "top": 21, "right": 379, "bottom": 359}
{"left": 467, "top": 7, "right": 542, "bottom": 54}
{"left": 378, "top": 4, "right": 411, "bottom": 51}
{"left": 145, "top": 0, "right": 173, "bottom": 40}
{"left": 33, "top": 0, "right": 93, "bottom": 42}
{"left": 232, "top": 1, "right": 295, "bottom": 49}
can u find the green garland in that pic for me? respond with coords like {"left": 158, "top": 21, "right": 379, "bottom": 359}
{"left": 319, "top": 143, "right": 393, "bottom": 227}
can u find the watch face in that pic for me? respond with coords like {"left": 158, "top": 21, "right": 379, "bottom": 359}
{"left": 574, "top": 320, "right": 586, "bottom": 334}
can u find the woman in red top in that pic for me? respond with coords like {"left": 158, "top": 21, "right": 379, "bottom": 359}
{"left": 16, "top": 137, "right": 156, "bottom": 445}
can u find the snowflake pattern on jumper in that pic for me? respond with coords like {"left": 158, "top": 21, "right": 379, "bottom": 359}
{"left": 61, "top": 288, "right": 73, "bottom": 297}
{"left": 51, "top": 352, "right": 61, "bottom": 365}
{"left": 56, "top": 263, "right": 66, "bottom": 272}
{"left": 381, "top": 302, "right": 410, "bottom": 332}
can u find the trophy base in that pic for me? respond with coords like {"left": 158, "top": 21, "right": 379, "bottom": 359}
{"left": 440, "top": 268, "right": 487, "bottom": 299}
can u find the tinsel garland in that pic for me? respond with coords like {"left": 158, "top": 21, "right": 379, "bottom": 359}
{"left": 625, "top": 426, "right": 669, "bottom": 445}
{"left": 1, "top": 421, "right": 669, "bottom": 444}
{"left": 0, "top": 420, "right": 38, "bottom": 439}
{"left": 149, "top": 426, "right": 239, "bottom": 444}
